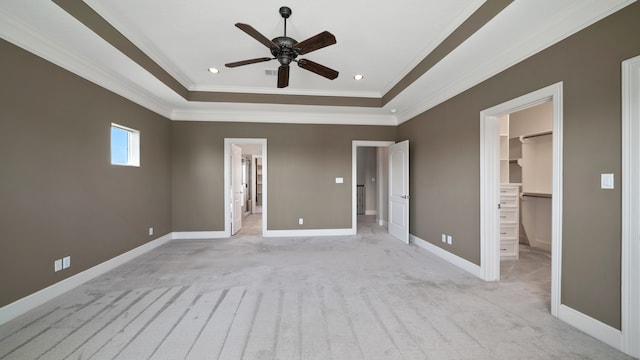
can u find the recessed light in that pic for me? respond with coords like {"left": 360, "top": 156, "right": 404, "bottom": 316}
{"left": 354, "top": 74, "right": 364, "bottom": 81}
{"left": 390, "top": 109, "right": 397, "bottom": 113}
{"left": 208, "top": 67, "right": 220, "bottom": 74}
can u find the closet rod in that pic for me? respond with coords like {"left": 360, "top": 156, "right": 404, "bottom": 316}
{"left": 521, "top": 131, "right": 552, "bottom": 140}
{"left": 521, "top": 192, "right": 552, "bottom": 198}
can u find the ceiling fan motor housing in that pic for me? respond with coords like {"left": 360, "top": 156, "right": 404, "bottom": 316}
{"left": 272, "top": 36, "right": 298, "bottom": 66}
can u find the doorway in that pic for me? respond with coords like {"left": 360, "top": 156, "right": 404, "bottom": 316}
{"left": 479, "top": 82, "right": 563, "bottom": 317}
{"left": 352, "top": 140, "right": 409, "bottom": 240}
{"left": 224, "top": 138, "right": 267, "bottom": 237}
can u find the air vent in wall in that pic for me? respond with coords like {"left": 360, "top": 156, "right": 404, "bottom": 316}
{"left": 265, "top": 69, "right": 278, "bottom": 76}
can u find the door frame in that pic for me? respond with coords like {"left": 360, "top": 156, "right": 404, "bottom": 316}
{"left": 622, "top": 55, "right": 640, "bottom": 357}
{"left": 224, "top": 138, "right": 267, "bottom": 237}
{"left": 479, "top": 82, "right": 563, "bottom": 318}
{"left": 352, "top": 140, "right": 395, "bottom": 234}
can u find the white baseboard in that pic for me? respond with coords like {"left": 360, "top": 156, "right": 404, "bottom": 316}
{"left": 0, "top": 233, "right": 172, "bottom": 326}
{"left": 264, "top": 228, "right": 355, "bottom": 237}
{"left": 172, "top": 229, "right": 358, "bottom": 239}
{"left": 410, "top": 234, "right": 482, "bottom": 279}
{"left": 171, "top": 231, "right": 228, "bottom": 240}
{"left": 377, "top": 219, "right": 388, "bottom": 227}
{"left": 558, "top": 304, "right": 622, "bottom": 351}
{"left": 365, "top": 210, "right": 377, "bottom": 215}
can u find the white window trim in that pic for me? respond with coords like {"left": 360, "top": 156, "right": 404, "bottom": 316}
{"left": 111, "top": 123, "right": 140, "bottom": 167}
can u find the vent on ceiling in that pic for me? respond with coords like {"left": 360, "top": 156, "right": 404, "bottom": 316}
{"left": 265, "top": 69, "right": 278, "bottom": 76}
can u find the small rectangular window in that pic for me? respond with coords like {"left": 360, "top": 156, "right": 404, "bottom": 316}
{"left": 111, "top": 123, "right": 140, "bottom": 166}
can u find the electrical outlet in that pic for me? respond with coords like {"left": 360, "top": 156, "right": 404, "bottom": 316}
{"left": 441, "top": 234, "right": 446, "bottom": 243}
{"left": 447, "top": 235, "right": 453, "bottom": 245}
{"left": 148, "top": 227, "right": 154, "bottom": 236}
{"left": 54, "top": 259, "right": 62, "bottom": 272}
{"left": 62, "top": 256, "right": 71, "bottom": 269}
{"left": 298, "top": 218, "right": 304, "bottom": 225}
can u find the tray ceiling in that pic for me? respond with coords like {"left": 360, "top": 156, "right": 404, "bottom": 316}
{"left": 0, "top": 0, "right": 635, "bottom": 124}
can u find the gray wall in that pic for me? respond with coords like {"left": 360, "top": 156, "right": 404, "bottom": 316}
{"left": 172, "top": 122, "right": 396, "bottom": 231}
{"left": 0, "top": 39, "right": 172, "bottom": 307}
{"left": 398, "top": 2, "right": 640, "bottom": 329}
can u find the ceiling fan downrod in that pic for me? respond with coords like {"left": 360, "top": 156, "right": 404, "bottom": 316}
{"left": 273, "top": 6, "right": 296, "bottom": 67}
{"left": 279, "top": 6, "right": 292, "bottom": 37}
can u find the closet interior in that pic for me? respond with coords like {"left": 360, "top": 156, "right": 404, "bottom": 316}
{"left": 500, "top": 101, "right": 553, "bottom": 259}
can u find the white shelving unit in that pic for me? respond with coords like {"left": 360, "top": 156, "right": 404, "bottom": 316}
{"left": 500, "top": 115, "right": 510, "bottom": 183}
{"left": 500, "top": 184, "right": 520, "bottom": 260}
{"left": 499, "top": 115, "right": 520, "bottom": 260}
{"left": 255, "top": 157, "right": 263, "bottom": 207}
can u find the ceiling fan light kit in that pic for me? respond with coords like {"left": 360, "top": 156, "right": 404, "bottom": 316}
{"left": 225, "top": 6, "right": 339, "bottom": 88}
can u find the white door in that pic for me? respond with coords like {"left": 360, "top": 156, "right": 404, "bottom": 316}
{"left": 388, "top": 140, "right": 410, "bottom": 243}
{"left": 231, "top": 144, "right": 243, "bottom": 235}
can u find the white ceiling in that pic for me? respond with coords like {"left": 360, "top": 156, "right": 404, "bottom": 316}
{"left": 88, "top": 0, "right": 481, "bottom": 97}
{"left": 0, "top": 0, "right": 635, "bottom": 125}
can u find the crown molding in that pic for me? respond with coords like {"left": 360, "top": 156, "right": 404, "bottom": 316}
{"left": 0, "top": 10, "right": 174, "bottom": 119}
{"left": 1, "top": 9, "right": 396, "bottom": 126}
{"left": 379, "top": 0, "right": 486, "bottom": 96}
{"left": 84, "top": 0, "right": 196, "bottom": 90}
{"left": 394, "top": 0, "right": 636, "bottom": 125}
{"left": 4, "top": 0, "right": 634, "bottom": 126}
{"left": 171, "top": 108, "right": 398, "bottom": 126}
{"left": 187, "top": 84, "right": 382, "bottom": 99}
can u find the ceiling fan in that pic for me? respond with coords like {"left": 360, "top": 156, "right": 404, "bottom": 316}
{"left": 225, "top": 6, "right": 339, "bottom": 88}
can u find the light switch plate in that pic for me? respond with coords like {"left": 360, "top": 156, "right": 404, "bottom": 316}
{"left": 62, "top": 256, "right": 70, "bottom": 269}
{"left": 601, "top": 173, "right": 614, "bottom": 189}
{"left": 54, "top": 259, "right": 62, "bottom": 272}
{"left": 335, "top": 177, "right": 344, "bottom": 184}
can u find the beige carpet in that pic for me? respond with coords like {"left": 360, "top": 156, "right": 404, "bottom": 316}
{"left": 0, "top": 216, "right": 631, "bottom": 359}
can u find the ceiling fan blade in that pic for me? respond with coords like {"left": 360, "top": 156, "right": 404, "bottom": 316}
{"left": 294, "top": 31, "right": 336, "bottom": 55}
{"left": 278, "top": 65, "right": 290, "bottom": 88}
{"left": 297, "top": 59, "right": 339, "bottom": 80}
{"left": 225, "top": 57, "right": 273, "bottom": 68}
{"left": 235, "top": 23, "right": 279, "bottom": 50}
